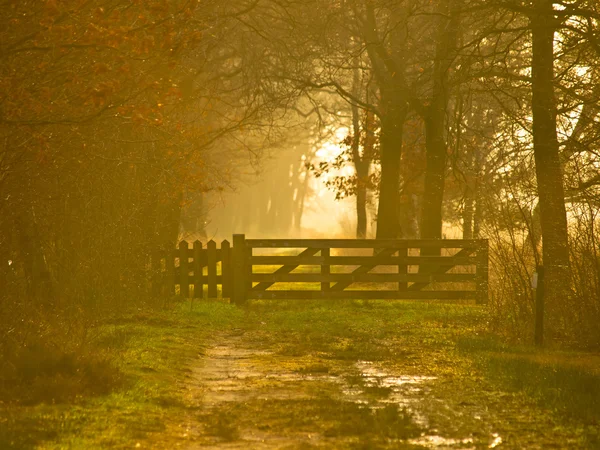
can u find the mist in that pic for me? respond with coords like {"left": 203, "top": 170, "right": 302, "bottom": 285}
{"left": 1, "top": 0, "right": 600, "bottom": 448}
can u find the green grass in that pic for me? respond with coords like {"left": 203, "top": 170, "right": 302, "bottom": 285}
{"left": 0, "top": 300, "right": 244, "bottom": 450}
{"left": 2, "top": 297, "right": 599, "bottom": 448}
{"left": 242, "top": 299, "right": 600, "bottom": 446}
{"left": 245, "top": 299, "right": 483, "bottom": 362}
{"left": 457, "top": 335, "right": 600, "bottom": 423}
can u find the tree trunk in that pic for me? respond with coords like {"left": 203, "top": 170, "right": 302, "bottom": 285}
{"left": 525, "top": 202, "right": 543, "bottom": 257}
{"left": 473, "top": 180, "right": 483, "bottom": 239}
{"left": 350, "top": 58, "right": 370, "bottom": 239}
{"left": 376, "top": 104, "right": 405, "bottom": 239}
{"left": 351, "top": 84, "right": 368, "bottom": 238}
{"left": 362, "top": 3, "right": 407, "bottom": 239}
{"left": 462, "top": 145, "right": 476, "bottom": 240}
{"left": 420, "top": 0, "right": 458, "bottom": 240}
{"left": 421, "top": 110, "right": 447, "bottom": 239}
{"left": 356, "top": 162, "right": 369, "bottom": 239}
{"left": 463, "top": 186, "right": 474, "bottom": 240}
{"left": 530, "top": 0, "right": 571, "bottom": 314}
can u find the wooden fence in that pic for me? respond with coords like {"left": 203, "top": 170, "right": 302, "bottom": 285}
{"left": 154, "top": 235, "right": 489, "bottom": 305}
{"left": 152, "top": 239, "right": 232, "bottom": 299}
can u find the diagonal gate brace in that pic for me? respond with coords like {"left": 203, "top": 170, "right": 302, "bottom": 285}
{"left": 407, "top": 247, "right": 476, "bottom": 291}
{"left": 252, "top": 248, "right": 320, "bottom": 291}
{"left": 330, "top": 248, "right": 399, "bottom": 291}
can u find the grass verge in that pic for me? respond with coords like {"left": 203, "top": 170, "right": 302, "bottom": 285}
{"left": 0, "top": 300, "right": 243, "bottom": 450}
{"left": 457, "top": 335, "right": 600, "bottom": 425}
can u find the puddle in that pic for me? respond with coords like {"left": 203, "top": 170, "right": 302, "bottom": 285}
{"left": 356, "top": 365, "right": 436, "bottom": 403}
{"left": 357, "top": 360, "right": 437, "bottom": 383}
{"left": 350, "top": 361, "right": 503, "bottom": 449}
{"left": 356, "top": 360, "right": 437, "bottom": 391}
{"left": 345, "top": 361, "right": 433, "bottom": 433}
{"left": 195, "top": 337, "right": 345, "bottom": 405}
{"left": 410, "top": 434, "right": 475, "bottom": 448}
{"left": 264, "top": 373, "right": 339, "bottom": 382}
{"left": 409, "top": 433, "right": 503, "bottom": 449}
{"left": 193, "top": 337, "right": 504, "bottom": 449}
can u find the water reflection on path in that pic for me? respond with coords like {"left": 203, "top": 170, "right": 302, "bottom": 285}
{"left": 192, "top": 338, "right": 504, "bottom": 449}
{"left": 348, "top": 360, "right": 503, "bottom": 449}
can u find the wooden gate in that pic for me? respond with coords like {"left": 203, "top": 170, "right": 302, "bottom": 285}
{"left": 154, "top": 235, "right": 488, "bottom": 305}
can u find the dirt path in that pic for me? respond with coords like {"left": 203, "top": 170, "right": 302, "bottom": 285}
{"left": 177, "top": 323, "right": 586, "bottom": 450}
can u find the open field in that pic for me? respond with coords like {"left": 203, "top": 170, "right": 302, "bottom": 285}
{"left": 1, "top": 299, "right": 599, "bottom": 449}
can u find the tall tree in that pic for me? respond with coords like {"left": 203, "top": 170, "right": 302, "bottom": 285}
{"left": 530, "top": 0, "right": 571, "bottom": 310}
{"left": 419, "top": 0, "right": 460, "bottom": 239}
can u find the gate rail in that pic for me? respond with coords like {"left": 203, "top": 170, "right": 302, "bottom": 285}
{"left": 154, "top": 235, "right": 488, "bottom": 305}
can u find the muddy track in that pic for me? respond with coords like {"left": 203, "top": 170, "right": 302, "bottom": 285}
{"left": 177, "top": 327, "right": 585, "bottom": 449}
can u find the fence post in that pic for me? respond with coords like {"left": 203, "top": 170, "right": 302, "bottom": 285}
{"left": 534, "top": 266, "right": 545, "bottom": 347}
{"left": 193, "top": 240, "right": 203, "bottom": 299}
{"left": 398, "top": 247, "right": 408, "bottom": 291}
{"left": 475, "top": 240, "right": 489, "bottom": 305}
{"left": 165, "top": 242, "right": 175, "bottom": 297}
{"left": 321, "top": 247, "right": 330, "bottom": 292}
{"left": 179, "top": 241, "right": 190, "bottom": 298}
{"left": 221, "top": 240, "right": 232, "bottom": 299}
{"left": 247, "top": 242, "right": 253, "bottom": 293}
{"left": 232, "top": 234, "right": 247, "bottom": 305}
{"left": 207, "top": 240, "right": 217, "bottom": 298}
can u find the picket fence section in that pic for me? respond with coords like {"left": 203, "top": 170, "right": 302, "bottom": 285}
{"left": 152, "top": 239, "right": 232, "bottom": 299}
{"left": 154, "top": 235, "right": 489, "bottom": 305}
